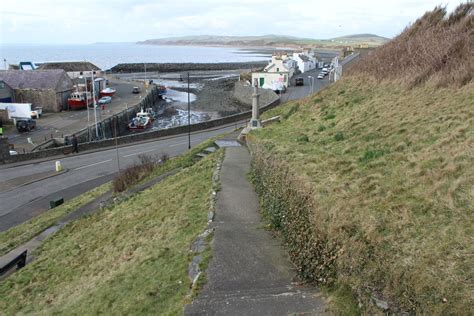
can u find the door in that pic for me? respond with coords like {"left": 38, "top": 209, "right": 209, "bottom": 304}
{"left": 259, "top": 77, "right": 264, "bottom": 87}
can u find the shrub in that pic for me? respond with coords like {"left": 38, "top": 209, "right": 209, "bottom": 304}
{"left": 113, "top": 154, "right": 164, "bottom": 192}
{"left": 334, "top": 132, "right": 345, "bottom": 141}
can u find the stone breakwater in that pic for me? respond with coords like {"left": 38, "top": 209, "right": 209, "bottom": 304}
{"left": 109, "top": 62, "right": 267, "bottom": 73}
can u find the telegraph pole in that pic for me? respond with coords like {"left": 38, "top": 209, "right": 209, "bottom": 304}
{"left": 187, "top": 72, "right": 191, "bottom": 149}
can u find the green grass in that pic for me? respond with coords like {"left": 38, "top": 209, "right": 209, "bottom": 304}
{"left": 0, "top": 152, "right": 218, "bottom": 314}
{"left": 0, "top": 183, "right": 110, "bottom": 256}
{"left": 249, "top": 77, "right": 473, "bottom": 313}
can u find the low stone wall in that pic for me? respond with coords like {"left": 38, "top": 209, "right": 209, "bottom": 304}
{"left": 2, "top": 94, "right": 280, "bottom": 164}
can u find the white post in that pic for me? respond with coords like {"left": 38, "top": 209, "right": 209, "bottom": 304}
{"left": 92, "top": 71, "right": 99, "bottom": 139}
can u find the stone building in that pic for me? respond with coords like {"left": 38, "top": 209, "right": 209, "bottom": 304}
{"left": 0, "top": 70, "right": 74, "bottom": 112}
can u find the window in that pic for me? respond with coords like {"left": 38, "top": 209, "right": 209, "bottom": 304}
{"left": 0, "top": 82, "right": 4, "bottom": 89}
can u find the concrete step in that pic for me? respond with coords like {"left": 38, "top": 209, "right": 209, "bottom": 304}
{"left": 185, "top": 285, "right": 328, "bottom": 316}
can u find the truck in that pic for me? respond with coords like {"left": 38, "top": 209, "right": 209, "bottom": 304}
{"left": 0, "top": 103, "right": 41, "bottom": 119}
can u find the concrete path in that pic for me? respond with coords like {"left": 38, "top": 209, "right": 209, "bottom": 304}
{"left": 185, "top": 146, "right": 327, "bottom": 315}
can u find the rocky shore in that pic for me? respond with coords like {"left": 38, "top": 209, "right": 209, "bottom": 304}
{"left": 109, "top": 61, "right": 267, "bottom": 73}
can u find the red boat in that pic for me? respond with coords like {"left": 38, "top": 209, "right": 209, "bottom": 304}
{"left": 68, "top": 91, "right": 94, "bottom": 110}
{"left": 100, "top": 87, "right": 116, "bottom": 97}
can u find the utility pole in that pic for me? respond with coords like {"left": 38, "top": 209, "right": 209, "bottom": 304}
{"left": 92, "top": 71, "right": 99, "bottom": 140}
{"left": 3, "top": 58, "right": 6, "bottom": 70}
{"left": 187, "top": 72, "right": 191, "bottom": 149}
{"left": 114, "top": 116, "right": 120, "bottom": 172}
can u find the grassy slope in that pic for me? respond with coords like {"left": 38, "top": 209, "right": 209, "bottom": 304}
{"left": 0, "top": 153, "right": 217, "bottom": 314}
{"left": 251, "top": 77, "right": 473, "bottom": 313}
{"left": 0, "top": 183, "right": 110, "bottom": 256}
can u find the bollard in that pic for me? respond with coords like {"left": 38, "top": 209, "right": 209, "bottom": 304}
{"left": 55, "top": 160, "right": 62, "bottom": 172}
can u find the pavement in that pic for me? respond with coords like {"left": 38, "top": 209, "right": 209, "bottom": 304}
{"left": 185, "top": 144, "right": 328, "bottom": 315}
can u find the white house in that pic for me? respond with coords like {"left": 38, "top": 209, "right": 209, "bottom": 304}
{"left": 293, "top": 52, "right": 316, "bottom": 73}
{"left": 252, "top": 53, "right": 296, "bottom": 90}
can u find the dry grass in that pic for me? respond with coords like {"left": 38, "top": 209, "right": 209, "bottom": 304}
{"left": 349, "top": 3, "right": 473, "bottom": 88}
{"left": 250, "top": 76, "right": 473, "bottom": 313}
{"left": 0, "top": 153, "right": 218, "bottom": 314}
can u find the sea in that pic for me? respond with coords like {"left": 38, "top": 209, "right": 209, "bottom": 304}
{"left": 0, "top": 43, "right": 270, "bottom": 70}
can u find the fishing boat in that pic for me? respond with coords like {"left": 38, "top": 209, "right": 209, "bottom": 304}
{"left": 128, "top": 108, "right": 156, "bottom": 131}
{"left": 67, "top": 91, "right": 94, "bottom": 110}
{"left": 100, "top": 87, "right": 116, "bottom": 97}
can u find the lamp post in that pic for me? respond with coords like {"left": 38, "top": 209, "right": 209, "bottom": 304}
{"left": 187, "top": 72, "right": 191, "bottom": 149}
{"left": 92, "top": 71, "right": 99, "bottom": 140}
{"left": 3, "top": 58, "right": 6, "bottom": 70}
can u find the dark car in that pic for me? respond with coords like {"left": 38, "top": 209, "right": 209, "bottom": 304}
{"left": 16, "top": 118, "right": 36, "bottom": 132}
{"left": 132, "top": 86, "right": 140, "bottom": 94}
{"left": 295, "top": 77, "right": 304, "bottom": 86}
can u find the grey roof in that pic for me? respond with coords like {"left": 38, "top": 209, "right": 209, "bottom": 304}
{"left": 37, "top": 61, "right": 101, "bottom": 72}
{"left": 298, "top": 54, "right": 310, "bottom": 62}
{"left": 0, "top": 70, "right": 69, "bottom": 90}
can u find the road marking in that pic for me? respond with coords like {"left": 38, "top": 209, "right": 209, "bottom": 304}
{"left": 168, "top": 141, "right": 187, "bottom": 148}
{"left": 74, "top": 159, "right": 112, "bottom": 170}
{"left": 123, "top": 149, "right": 155, "bottom": 158}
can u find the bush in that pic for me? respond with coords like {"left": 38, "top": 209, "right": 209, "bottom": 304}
{"left": 334, "top": 132, "right": 345, "bottom": 141}
{"left": 113, "top": 154, "right": 163, "bottom": 192}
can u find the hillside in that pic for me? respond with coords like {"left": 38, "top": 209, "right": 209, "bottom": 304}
{"left": 330, "top": 33, "right": 389, "bottom": 45}
{"left": 0, "top": 143, "right": 220, "bottom": 314}
{"left": 137, "top": 34, "right": 389, "bottom": 48}
{"left": 249, "top": 3, "right": 473, "bottom": 314}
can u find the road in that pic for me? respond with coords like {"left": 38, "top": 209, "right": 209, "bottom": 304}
{"left": 0, "top": 70, "right": 331, "bottom": 232}
{"left": 0, "top": 122, "right": 246, "bottom": 231}
{"left": 280, "top": 67, "right": 331, "bottom": 102}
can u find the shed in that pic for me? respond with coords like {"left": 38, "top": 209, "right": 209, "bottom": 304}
{"left": 0, "top": 70, "right": 74, "bottom": 112}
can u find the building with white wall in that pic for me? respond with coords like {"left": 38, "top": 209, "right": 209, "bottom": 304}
{"left": 293, "top": 52, "right": 316, "bottom": 73}
{"left": 252, "top": 53, "right": 296, "bottom": 90}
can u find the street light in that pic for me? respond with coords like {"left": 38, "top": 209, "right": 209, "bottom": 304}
{"left": 91, "top": 71, "right": 99, "bottom": 140}
{"left": 187, "top": 72, "right": 191, "bottom": 149}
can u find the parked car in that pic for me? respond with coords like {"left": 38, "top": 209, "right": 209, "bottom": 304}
{"left": 317, "top": 73, "right": 324, "bottom": 79}
{"left": 98, "top": 96, "right": 112, "bottom": 104}
{"left": 132, "top": 86, "right": 140, "bottom": 94}
{"left": 16, "top": 118, "right": 36, "bottom": 132}
{"left": 295, "top": 77, "right": 304, "bottom": 86}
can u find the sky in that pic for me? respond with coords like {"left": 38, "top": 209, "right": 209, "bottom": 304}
{"left": 0, "top": 0, "right": 467, "bottom": 44}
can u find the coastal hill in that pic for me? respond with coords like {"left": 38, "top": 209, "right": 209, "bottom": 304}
{"left": 137, "top": 34, "right": 389, "bottom": 48}
{"left": 250, "top": 3, "right": 472, "bottom": 314}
